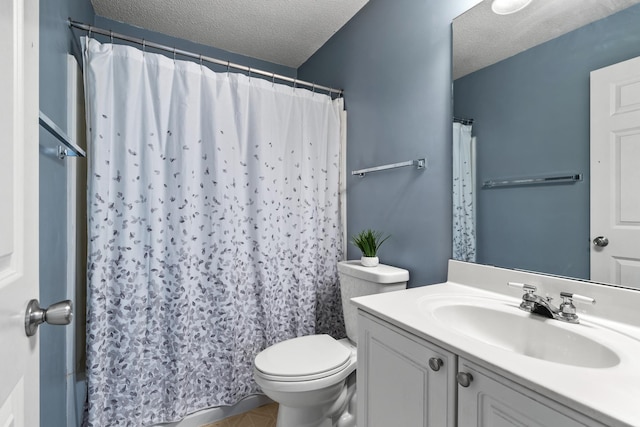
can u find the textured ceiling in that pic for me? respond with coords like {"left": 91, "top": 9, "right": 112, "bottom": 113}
{"left": 90, "top": 0, "right": 370, "bottom": 68}
{"left": 454, "top": 0, "right": 640, "bottom": 79}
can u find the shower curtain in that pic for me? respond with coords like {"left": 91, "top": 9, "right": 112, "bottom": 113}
{"left": 452, "top": 122, "right": 476, "bottom": 262}
{"left": 82, "top": 38, "right": 345, "bottom": 427}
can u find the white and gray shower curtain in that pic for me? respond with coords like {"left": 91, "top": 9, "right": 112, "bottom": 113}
{"left": 452, "top": 122, "right": 476, "bottom": 262}
{"left": 82, "top": 38, "right": 345, "bottom": 427}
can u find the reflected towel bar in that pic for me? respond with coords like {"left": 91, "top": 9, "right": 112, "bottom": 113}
{"left": 39, "top": 111, "right": 86, "bottom": 158}
{"left": 482, "top": 173, "right": 582, "bottom": 189}
{"left": 352, "top": 158, "right": 426, "bottom": 177}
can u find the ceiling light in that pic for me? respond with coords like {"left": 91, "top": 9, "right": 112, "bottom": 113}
{"left": 491, "top": 0, "right": 533, "bottom": 15}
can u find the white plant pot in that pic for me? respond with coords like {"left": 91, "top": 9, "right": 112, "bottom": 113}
{"left": 360, "top": 256, "right": 379, "bottom": 267}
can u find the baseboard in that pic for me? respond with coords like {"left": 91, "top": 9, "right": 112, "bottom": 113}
{"left": 151, "top": 394, "right": 273, "bottom": 427}
{"left": 74, "top": 378, "right": 270, "bottom": 427}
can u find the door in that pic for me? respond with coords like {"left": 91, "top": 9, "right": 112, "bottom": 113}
{"left": 0, "top": 0, "right": 40, "bottom": 426}
{"left": 590, "top": 55, "right": 640, "bottom": 288}
{"left": 357, "top": 312, "right": 456, "bottom": 427}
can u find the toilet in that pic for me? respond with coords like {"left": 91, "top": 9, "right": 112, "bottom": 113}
{"left": 253, "top": 260, "right": 409, "bottom": 427}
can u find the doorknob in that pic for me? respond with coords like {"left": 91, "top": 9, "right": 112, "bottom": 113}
{"left": 593, "top": 236, "right": 609, "bottom": 247}
{"left": 24, "top": 299, "right": 73, "bottom": 337}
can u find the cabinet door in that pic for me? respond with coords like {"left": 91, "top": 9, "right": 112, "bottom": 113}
{"left": 457, "top": 359, "right": 607, "bottom": 427}
{"left": 357, "top": 312, "right": 456, "bottom": 427}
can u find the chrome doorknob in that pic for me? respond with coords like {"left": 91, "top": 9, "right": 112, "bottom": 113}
{"left": 24, "top": 299, "right": 73, "bottom": 337}
{"left": 593, "top": 236, "right": 609, "bottom": 247}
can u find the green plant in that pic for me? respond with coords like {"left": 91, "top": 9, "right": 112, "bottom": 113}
{"left": 351, "top": 229, "right": 390, "bottom": 257}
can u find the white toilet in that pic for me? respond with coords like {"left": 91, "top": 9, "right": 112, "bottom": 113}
{"left": 253, "top": 260, "right": 409, "bottom": 427}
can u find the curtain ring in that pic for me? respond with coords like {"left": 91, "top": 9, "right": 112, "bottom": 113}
{"left": 248, "top": 67, "right": 251, "bottom": 81}
{"left": 142, "top": 39, "right": 146, "bottom": 53}
{"left": 85, "top": 26, "right": 92, "bottom": 54}
{"left": 199, "top": 54, "right": 203, "bottom": 69}
{"left": 226, "top": 61, "right": 230, "bottom": 76}
{"left": 272, "top": 73, "right": 275, "bottom": 87}
{"left": 293, "top": 79, "right": 297, "bottom": 91}
{"left": 109, "top": 30, "right": 113, "bottom": 43}
{"left": 88, "top": 26, "right": 92, "bottom": 38}
{"left": 173, "top": 47, "right": 176, "bottom": 62}
{"left": 312, "top": 83, "right": 316, "bottom": 96}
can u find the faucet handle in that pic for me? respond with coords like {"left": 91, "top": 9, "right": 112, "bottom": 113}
{"left": 560, "top": 292, "right": 596, "bottom": 305}
{"left": 507, "top": 282, "right": 537, "bottom": 293}
{"left": 557, "top": 292, "right": 595, "bottom": 323}
{"left": 508, "top": 282, "right": 538, "bottom": 312}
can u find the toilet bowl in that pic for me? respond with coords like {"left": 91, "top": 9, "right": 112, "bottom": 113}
{"left": 254, "top": 335, "right": 357, "bottom": 427}
{"left": 253, "top": 261, "right": 409, "bottom": 427}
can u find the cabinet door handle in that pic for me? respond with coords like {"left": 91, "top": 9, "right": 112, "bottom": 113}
{"left": 456, "top": 372, "right": 473, "bottom": 387}
{"left": 428, "top": 357, "right": 443, "bottom": 371}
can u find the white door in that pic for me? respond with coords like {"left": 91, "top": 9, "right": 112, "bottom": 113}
{"left": 357, "top": 313, "right": 456, "bottom": 427}
{"left": 0, "top": 0, "right": 40, "bottom": 426}
{"left": 590, "top": 55, "right": 640, "bottom": 288}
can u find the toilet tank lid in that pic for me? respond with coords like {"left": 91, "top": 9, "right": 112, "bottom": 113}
{"left": 338, "top": 260, "right": 409, "bottom": 284}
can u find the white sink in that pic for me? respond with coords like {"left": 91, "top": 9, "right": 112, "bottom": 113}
{"left": 420, "top": 297, "right": 620, "bottom": 369}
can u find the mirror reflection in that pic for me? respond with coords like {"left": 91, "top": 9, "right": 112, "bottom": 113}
{"left": 452, "top": 0, "right": 640, "bottom": 287}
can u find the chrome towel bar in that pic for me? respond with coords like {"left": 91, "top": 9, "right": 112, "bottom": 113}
{"left": 482, "top": 173, "right": 582, "bottom": 189}
{"left": 352, "top": 158, "right": 426, "bottom": 177}
{"left": 39, "top": 111, "right": 86, "bottom": 158}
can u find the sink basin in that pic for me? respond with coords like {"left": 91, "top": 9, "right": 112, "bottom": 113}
{"left": 421, "top": 297, "right": 620, "bottom": 369}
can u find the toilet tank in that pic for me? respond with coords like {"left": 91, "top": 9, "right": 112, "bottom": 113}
{"left": 338, "top": 260, "right": 409, "bottom": 344}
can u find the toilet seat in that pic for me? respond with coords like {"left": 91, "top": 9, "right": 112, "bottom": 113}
{"left": 254, "top": 334, "right": 352, "bottom": 382}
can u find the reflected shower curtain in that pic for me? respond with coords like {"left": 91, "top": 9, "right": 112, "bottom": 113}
{"left": 82, "top": 38, "right": 345, "bottom": 427}
{"left": 452, "top": 122, "right": 476, "bottom": 262}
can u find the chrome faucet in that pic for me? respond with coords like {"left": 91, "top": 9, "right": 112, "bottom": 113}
{"left": 507, "top": 282, "right": 595, "bottom": 324}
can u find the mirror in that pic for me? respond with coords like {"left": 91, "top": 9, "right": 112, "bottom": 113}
{"left": 452, "top": 0, "right": 640, "bottom": 286}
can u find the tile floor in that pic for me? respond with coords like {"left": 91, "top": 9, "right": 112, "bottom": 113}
{"left": 202, "top": 403, "right": 278, "bottom": 427}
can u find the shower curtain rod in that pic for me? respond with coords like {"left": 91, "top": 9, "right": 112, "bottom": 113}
{"left": 68, "top": 19, "right": 344, "bottom": 96}
{"left": 454, "top": 117, "right": 474, "bottom": 125}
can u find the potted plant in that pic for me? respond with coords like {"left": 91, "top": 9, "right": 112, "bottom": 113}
{"left": 351, "top": 229, "right": 390, "bottom": 267}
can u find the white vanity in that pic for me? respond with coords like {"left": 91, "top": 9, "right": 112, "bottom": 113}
{"left": 352, "top": 260, "right": 640, "bottom": 427}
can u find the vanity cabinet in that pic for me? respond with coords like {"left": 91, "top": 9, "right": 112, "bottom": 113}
{"left": 358, "top": 311, "right": 607, "bottom": 427}
{"left": 357, "top": 312, "right": 457, "bottom": 427}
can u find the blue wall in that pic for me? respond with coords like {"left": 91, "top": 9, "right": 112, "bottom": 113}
{"left": 40, "top": 2, "right": 94, "bottom": 426}
{"left": 299, "top": 0, "right": 481, "bottom": 287}
{"left": 454, "top": 5, "right": 640, "bottom": 279}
